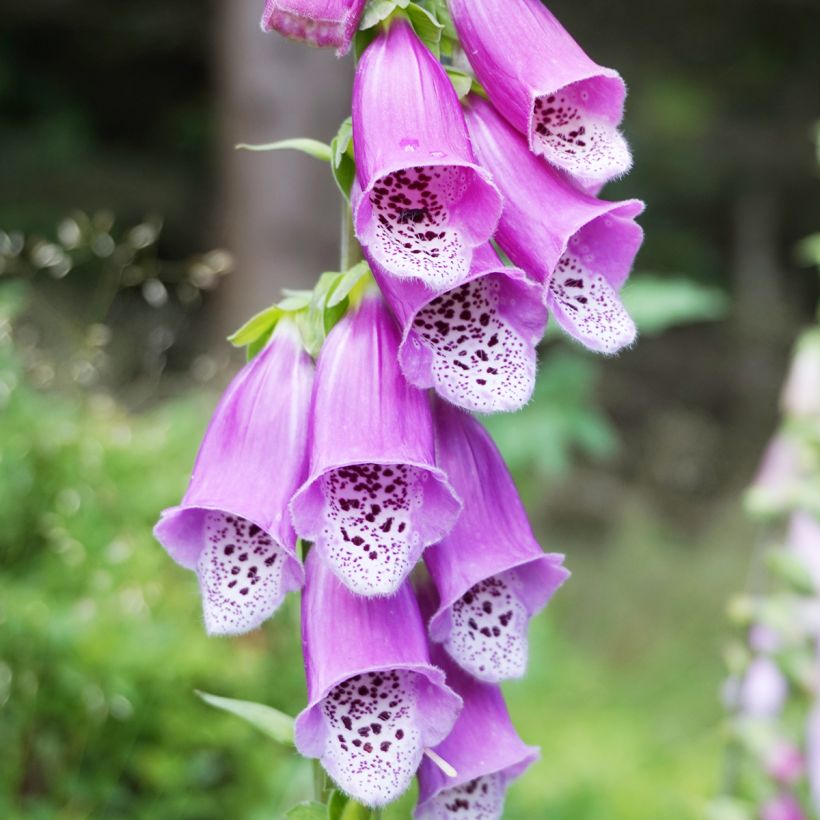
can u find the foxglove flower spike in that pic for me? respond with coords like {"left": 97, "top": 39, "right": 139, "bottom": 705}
{"left": 415, "top": 645, "right": 538, "bottom": 820}
{"left": 425, "top": 399, "right": 568, "bottom": 682}
{"left": 290, "top": 293, "right": 461, "bottom": 596}
{"left": 154, "top": 319, "right": 312, "bottom": 635}
{"left": 295, "top": 550, "right": 462, "bottom": 807}
{"left": 465, "top": 96, "right": 644, "bottom": 355}
{"left": 261, "top": 0, "right": 366, "bottom": 56}
{"left": 351, "top": 19, "right": 502, "bottom": 289}
{"left": 450, "top": 0, "right": 631, "bottom": 186}
{"left": 372, "top": 243, "right": 547, "bottom": 414}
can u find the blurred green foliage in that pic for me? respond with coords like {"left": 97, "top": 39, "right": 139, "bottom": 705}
{"left": 0, "top": 273, "right": 745, "bottom": 818}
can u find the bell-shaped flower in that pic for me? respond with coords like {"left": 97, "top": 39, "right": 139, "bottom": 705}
{"left": 415, "top": 646, "right": 538, "bottom": 820}
{"left": 465, "top": 95, "right": 644, "bottom": 355}
{"left": 290, "top": 293, "right": 461, "bottom": 597}
{"left": 260, "top": 0, "right": 366, "bottom": 56}
{"left": 154, "top": 319, "right": 312, "bottom": 635}
{"left": 371, "top": 243, "right": 547, "bottom": 414}
{"left": 351, "top": 19, "right": 502, "bottom": 289}
{"left": 295, "top": 549, "right": 462, "bottom": 807}
{"left": 425, "top": 399, "right": 568, "bottom": 682}
{"left": 739, "top": 656, "right": 787, "bottom": 719}
{"left": 450, "top": 0, "right": 631, "bottom": 187}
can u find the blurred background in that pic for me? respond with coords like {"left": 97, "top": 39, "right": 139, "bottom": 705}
{"left": 1, "top": 0, "right": 819, "bottom": 817}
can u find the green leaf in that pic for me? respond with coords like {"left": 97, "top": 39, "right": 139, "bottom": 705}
{"left": 331, "top": 118, "right": 353, "bottom": 168}
{"left": 246, "top": 329, "right": 274, "bottom": 361}
{"left": 765, "top": 551, "right": 816, "bottom": 595}
{"left": 621, "top": 274, "right": 729, "bottom": 335}
{"left": 359, "top": 0, "right": 407, "bottom": 30}
{"left": 227, "top": 305, "right": 282, "bottom": 347}
{"left": 277, "top": 292, "right": 313, "bottom": 313}
{"left": 327, "top": 261, "right": 370, "bottom": 308}
{"left": 445, "top": 68, "right": 474, "bottom": 100}
{"left": 406, "top": 3, "right": 444, "bottom": 56}
{"left": 339, "top": 800, "right": 370, "bottom": 820}
{"left": 236, "top": 138, "right": 332, "bottom": 163}
{"left": 285, "top": 802, "right": 327, "bottom": 820}
{"left": 327, "top": 790, "right": 349, "bottom": 820}
{"left": 330, "top": 117, "right": 356, "bottom": 201}
{"left": 195, "top": 690, "right": 294, "bottom": 745}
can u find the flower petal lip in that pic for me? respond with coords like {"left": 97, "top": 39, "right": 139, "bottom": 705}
{"left": 450, "top": 0, "right": 630, "bottom": 184}
{"left": 414, "top": 645, "right": 539, "bottom": 819}
{"left": 289, "top": 293, "right": 462, "bottom": 596}
{"left": 295, "top": 550, "right": 462, "bottom": 800}
{"left": 464, "top": 95, "right": 643, "bottom": 354}
{"left": 425, "top": 400, "right": 568, "bottom": 646}
{"left": 351, "top": 19, "right": 502, "bottom": 285}
{"left": 464, "top": 95, "right": 643, "bottom": 288}
{"left": 372, "top": 243, "right": 548, "bottom": 414}
{"left": 260, "top": 0, "right": 367, "bottom": 56}
{"left": 153, "top": 318, "right": 312, "bottom": 631}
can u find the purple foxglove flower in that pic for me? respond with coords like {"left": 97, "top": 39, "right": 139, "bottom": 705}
{"left": 371, "top": 243, "right": 547, "bottom": 414}
{"left": 415, "top": 647, "right": 538, "bottom": 820}
{"left": 295, "top": 550, "right": 462, "bottom": 807}
{"left": 153, "top": 319, "right": 312, "bottom": 635}
{"left": 762, "top": 794, "right": 806, "bottom": 820}
{"left": 766, "top": 741, "right": 805, "bottom": 786}
{"left": 351, "top": 19, "right": 502, "bottom": 290}
{"left": 450, "top": 0, "right": 631, "bottom": 187}
{"left": 464, "top": 96, "right": 643, "bottom": 356}
{"left": 290, "top": 293, "right": 461, "bottom": 596}
{"left": 425, "top": 399, "right": 569, "bottom": 682}
{"left": 260, "top": 0, "right": 366, "bottom": 56}
{"left": 740, "top": 656, "right": 787, "bottom": 719}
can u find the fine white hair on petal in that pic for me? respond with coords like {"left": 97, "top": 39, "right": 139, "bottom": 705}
{"left": 369, "top": 165, "right": 471, "bottom": 288}
{"left": 412, "top": 276, "right": 535, "bottom": 413}
{"left": 198, "top": 511, "right": 285, "bottom": 635}
{"left": 443, "top": 570, "right": 529, "bottom": 683}
{"left": 321, "top": 669, "right": 424, "bottom": 806}
{"left": 319, "top": 463, "right": 424, "bottom": 596}
{"left": 547, "top": 250, "right": 636, "bottom": 354}
{"left": 532, "top": 87, "right": 631, "bottom": 185}
{"left": 420, "top": 772, "right": 506, "bottom": 820}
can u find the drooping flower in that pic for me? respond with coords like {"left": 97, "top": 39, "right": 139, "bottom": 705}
{"left": 415, "top": 646, "right": 538, "bottom": 820}
{"left": 424, "top": 399, "right": 568, "bottom": 682}
{"left": 351, "top": 19, "right": 502, "bottom": 289}
{"left": 153, "top": 318, "right": 312, "bottom": 635}
{"left": 295, "top": 549, "right": 462, "bottom": 807}
{"left": 371, "top": 243, "right": 547, "bottom": 414}
{"left": 450, "top": 0, "right": 631, "bottom": 187}
{"left": 766, "top": 741, "right": 805, "bottom": 786}
{"left": 739, "top": 656, "right": 788, "bottom": 719}
{"left": 290, "top": 292, "right": 461, "bottom": 596}
{"left": 464, "top": 95, "right": 644, "bottom": 355}
{"left": 260, "top": 0, "right": 367, "bottom": 56}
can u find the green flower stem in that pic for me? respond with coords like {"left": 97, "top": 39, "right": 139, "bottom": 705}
{"left": 313, "top": 758, "right": 333, "bottom": 803}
